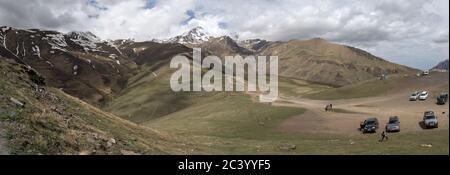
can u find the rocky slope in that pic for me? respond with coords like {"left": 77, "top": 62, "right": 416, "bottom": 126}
{"left": 0, "top": 26, "right": 193, "bottom": 106}
{"left": 194, "top": 36, "right": 254, "bottom": 58}
{"left": 432, "top": 59, "right": 449, "bottom": 71}
{"left": 0, "top": 26, "right": 140, "bottom": 105}
{"left": 238, "top": 39, "right": 273, "bottom": 52}
{"left": 0, "top": 58, "right": 196, "bottom": 155}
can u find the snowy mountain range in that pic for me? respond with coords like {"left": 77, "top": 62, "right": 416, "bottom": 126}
{"left": 1, "top": 25, "right": 415, "bottom": 100}
{"left": 161, "top": 26, "right": 212, "bottom": 44}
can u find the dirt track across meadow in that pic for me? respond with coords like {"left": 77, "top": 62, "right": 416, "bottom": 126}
{"left": 275, "top": 73, "right": 449, "bottom": 136}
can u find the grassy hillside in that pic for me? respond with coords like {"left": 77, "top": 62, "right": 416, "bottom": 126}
{"left": 104, "top": 60, "right": 303, "bottom": 124}
{"left": 278, "top": 76, "right": 332, "bottom": 97}
{"left": 304, "top": 75, "right": 404, "bottom": 100}
{"left": 260, "top": 38, "right": 415, "bottom": 87}
{"left": 103, "top": 64, "right": 214, "bottom": 123}
{"left": 143, "top": 92, "right": 448, "bottom": 154}
{"left": 305, "top": 72, "right": 448, "bottom": 100}
{"left": 144, "top": 93, "right": 305, "bottom": 139}
{"left": 0, "top": 58, "right": 193, "bottom": 155}
{"left": 106, "top": 64, "right": 448, "bottom": 154}
{"left": 2, "top": 27, "right": 447, "bottom": 155}
{"left": 3, "top": 56, "right": 445, "bottom": 155}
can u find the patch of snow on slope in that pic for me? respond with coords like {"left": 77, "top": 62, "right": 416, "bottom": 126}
{"left": 150, "top": 38, "right": 164, "bottom": 43}
{"left": 15, "top": 42, "right": 19, "bottom": 56}
{"left": 45, "top": 33, "right": 68, "bottom": 52}
{"left": 22, "top": 42, "right": 26, "bottom": 56}
{"left": 109, "top": 54, "right": 118, "bottom": 59}
{"left": 0, "top": 34, "right": 4, "bottom": 46}
{"left": 1, "top": 26, "right": 10, "bottom": 33}
{"left": 0, "top": 32, "right": 15, "bottom": 56}
{"left": 46, "top": 61, "right": 54, "bottom": 67}
{"left": 0, "top": 27, "right": 7, "bottom": 47}
{"left": 31, "top": 45, "right": 41, "bottom": 58}
{"left": 0, "top": 35, "right": 4, "bottom": 48}
{"left": 67, "top": 31, "right": 101, "bottom": 52}
{"left": 106, "top": 40, "right": 123, "bottom": 55}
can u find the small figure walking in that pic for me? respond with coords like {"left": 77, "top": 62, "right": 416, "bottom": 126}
{"left": 379, "top": 131, "right": 389, "bottom": 142}
{"left": 325, "top": 104, "right": 333, "bottom": 111}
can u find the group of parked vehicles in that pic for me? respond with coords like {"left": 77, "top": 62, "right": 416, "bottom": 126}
{"left": 360, "top": 116, "right": 401, "bottom": 133}
{"left": 360, "top": 91, "right": 446, "bottom": 134}
{"left": 409, "top": 91, "right": 429, "bottom": 101}
{"left": 410, "top": 90, "right": 448, "bottom": 105}
{"left": 360, "top": 111, "right": 440, "bottom": 133}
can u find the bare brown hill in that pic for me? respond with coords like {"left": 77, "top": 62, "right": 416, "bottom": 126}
{"left": 259, "top": 38, "right": 415, "bottom": 86}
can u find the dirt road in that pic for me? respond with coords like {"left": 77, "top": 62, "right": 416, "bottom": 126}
{"left": 275, "top": 73, "right": 449, "bottom": 135}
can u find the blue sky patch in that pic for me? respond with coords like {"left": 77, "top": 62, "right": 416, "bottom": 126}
{"left": 86, "top": 0, "right": 108, "bottom": 11}
{"left": 181, "top": 10, "right": 196, "bottom": 25}
{"left": 144, "top": 0, "right": 157, "bottom": 9}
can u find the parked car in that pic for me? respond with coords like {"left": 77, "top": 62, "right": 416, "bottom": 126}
{"left": 419, "top": 91, "right": 429, "bottom": 100}
{"left": 385, "top": 116, "right": 400, "bottom": 132}
{"left": 422, "top": 70, "right": 430, "bottom": 76}
{"left": 437, "top": 93, "right": 449, "bottom": 105}
{"left": 409, "top": 91, "right": 420, "bottom": 101}
{"left": 360, "top": 118, "right": 379, "bottom": 133}
{"left": 423, "top": 111, "right": 438, "bottom": 129}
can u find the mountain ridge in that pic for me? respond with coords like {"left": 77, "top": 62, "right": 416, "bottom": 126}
{"left": 1, "top": 25, "right": 415, "bottom": 102}
{"left": 432, "top": 59, "right": 449, "bottom": 71}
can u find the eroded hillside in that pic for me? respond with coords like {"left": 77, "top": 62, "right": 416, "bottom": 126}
{"left": 0, "top": 58, "right": 195, "bottom": 155}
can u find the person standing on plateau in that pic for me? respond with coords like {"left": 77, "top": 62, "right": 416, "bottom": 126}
{"left": 379, "top": 130, "right": 388, "bottom": 142}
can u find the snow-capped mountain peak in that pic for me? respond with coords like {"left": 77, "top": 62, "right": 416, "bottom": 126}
{"left": 66, "top": 31, "right": 101, "bottom": 52}
{"left": 165, "top": 26, "right": 212, "bottom": 44}
{"left": 67, "top": 31, "right": 101, "bottom": 43}
{"left": 238, "top": 39, "right": 271, "bottom": 52}
{"left": 184, "top": 26, "right": 210, "bottom": 40}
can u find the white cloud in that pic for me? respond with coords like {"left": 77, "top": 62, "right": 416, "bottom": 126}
{"left": 0, "top": 0, "right": 448, "bottom": 69}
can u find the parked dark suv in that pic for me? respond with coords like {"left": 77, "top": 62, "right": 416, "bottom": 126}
{"left": 360, "top": 118, "right": 379, "bottom": 133}
{"left": 385, "top": 116, "right": 400, "bottom": 132}
{"left": 437, "top": 93, "right": 448, "bottom": 105}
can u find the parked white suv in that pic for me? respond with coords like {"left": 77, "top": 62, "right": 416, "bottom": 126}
{"left": 409, "top": 91, "right": 420, "bottom": 101}
{"left": 423, "top": 111, "right": 438, "bottom": 129}
{"left": 419, "top": 91, "right": 428, "bottom": 100}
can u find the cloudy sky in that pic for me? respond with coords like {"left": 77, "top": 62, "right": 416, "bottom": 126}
{"left": 0, "top": 0, "right": 448, "bottom": 69}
